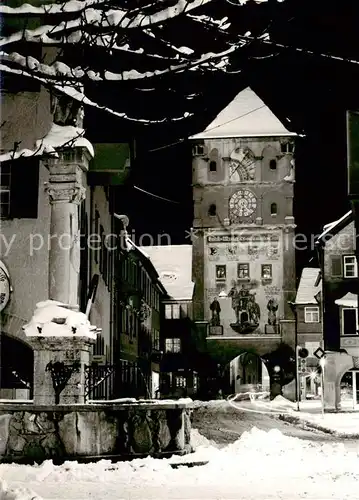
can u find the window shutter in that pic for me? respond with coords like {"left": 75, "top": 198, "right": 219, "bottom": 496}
{"left": 343, "top": 308, "right": 357, "bottom": 335}
{"left": 9, "top": 158, "right": 39, "bottom": 219}
{"left": 330, "top": 256, "right": 342, "bottom": 277}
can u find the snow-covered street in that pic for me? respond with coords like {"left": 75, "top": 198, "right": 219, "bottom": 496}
{"left": 2, "top": 400, "right": 359, "bottom": 500}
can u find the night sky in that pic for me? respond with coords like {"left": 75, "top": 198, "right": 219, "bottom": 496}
{"left": 84, "top": 0, "right": 359, "bottom": 277}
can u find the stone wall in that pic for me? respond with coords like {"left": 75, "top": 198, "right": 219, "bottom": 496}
{"left": 0, "top": 401, "right": 193, "bottom": 463}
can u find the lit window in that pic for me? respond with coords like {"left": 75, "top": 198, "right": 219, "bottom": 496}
{"left": 216, "top": 265, "right": 226, "bottom": 281}
{"left": 237, "top": 263, "right": 249, "bottom": 279}
{"left": 304, "top": 306, "right": 320, "bottom": 323}
{"left": 165, "top": 303, "right": 180, "bottom": 319}
{"left": 343, "top": 256, "right": 357, "bottom": 278}
{"left": 261, "top": 264, "right": 272, "bottom": 279}
{"left": 175, "top": 375, "right": 186, "bottom": 388}
{"left": 342, "top": 308, "right": 358, "bottom": 335}
{"left": 165, "top": 338, "right": 181, "bottom": 353}
{"left": 0, "top": 163, "right": 11, "bottom": 219}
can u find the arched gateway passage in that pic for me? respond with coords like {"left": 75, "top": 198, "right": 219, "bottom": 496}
{"left": 0, "top": 333, "right": 33, "bottom": 398}
{"left": 205, "top": 339, "right": 296, "bottom": 400}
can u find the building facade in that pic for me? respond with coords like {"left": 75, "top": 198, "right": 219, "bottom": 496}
{"left": 294, "top": 267, "right": 323, "bottom": 399}
{"left": 315, "top": 210, "right": 359, "bottom": 409}
{"left": 140, "top": 245, "right": 199, "bottom": 399}
{"left": 190, "top": 87, "right": 297, "bottom": 398}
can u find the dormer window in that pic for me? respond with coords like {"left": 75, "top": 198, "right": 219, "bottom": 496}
{"left": 270, "top": 203, "right": 277, "bottom": 216}
{"left": 208, "top": 204, "right": 217, "bottom": 217}
{"left": 269, "top": 159, "right": 277, "bottom": 170}
{"left": 209, "top": 161, "right": 217, "bottom": 172}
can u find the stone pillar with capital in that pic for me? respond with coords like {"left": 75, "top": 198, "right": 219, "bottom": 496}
{"left": 45, "top": 148, "right": 92, "bottom": 306}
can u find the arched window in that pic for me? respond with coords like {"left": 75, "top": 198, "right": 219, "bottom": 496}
{"left": 270, "top": 203, "right": 277, "bottom": 216}
{"left": 269, "top": 159, "right": 277, "bottom": 170}
{"left": 209, "top": 161, "right": 217, "bottom": 172}
{"left": 208, "top": 204, "right": 217, "bottom": 217}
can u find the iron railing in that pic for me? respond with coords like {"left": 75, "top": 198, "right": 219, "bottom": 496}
{"left": 84, "top": 359, "right": 151, "bottom": 401}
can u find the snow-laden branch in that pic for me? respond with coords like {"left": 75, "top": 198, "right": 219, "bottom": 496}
{"left": 0, "top": 0, "right": 214, "bottom": 48}
{"left": 1, "top": 38, "right": 239, "bottom": 83}
{"left": 0, "top": 0, "right": 108, "bottom": 15}
{"left": 0, "top": 63, "right": 194, "bottom": 124}
{"left": 187, "top": 14, "right": 231, "bottom": 30}
{"left": 143, "top": 29, "right": 195, "bottom": 57}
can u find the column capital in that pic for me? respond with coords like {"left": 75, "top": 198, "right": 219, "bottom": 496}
{"left": 44, "top": 147, "right": 92, "bottom": 173}
{"left": 46, "top": 183, "right": 86, "bottom": 204}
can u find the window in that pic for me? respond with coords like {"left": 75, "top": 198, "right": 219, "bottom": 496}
{"left": 208, "top": 204, "right": 217, "bottom": 217}
{"left": 0, "top": 159, "right": 39, "bottom": 219}
{"left": 165, "top": 338, "right": 181, "bottom": 353}
{"left": 0, "top": 163, "right": 11, "bottom": 219}
{"left": 261, "top": 264, "right": 272, "bottom": 280}
{"left": 343, "top": 256, "right": 357, "bottom": 278}
{"left": 165, "top": 303, "right": 180, "bottom": 319}
{"left": 175, "top": 375, "right": 186, "bottom": 388}
{"left": 342, "top": 308, "right": 358, "bottom": 335}
{"left": 237, "top": 263, "right": 250, "bottom": 279}
{"left": 209, "top": 161, "right": 217, "bottom": 172}
{"left": 330, "top": 256, "right": 342, "bottom": 277}
{"left": 304, "top": 306, "right": 320, "bottom": 323}
{"left": 193, "top": 144, "right": 204, "bottom": 156}
{"left": 269, "top": 159, "right": 277, "bottom": 170}
{"left": 270, "top": 203, "right": 277, "bottom": 216}
{"left": 216, "top": 265, "right": 226, "bottom": 281}
{"left": 152, "top": 329, "right": 160, "bottom": 351}
{"left": 280, "top": 142, "right": 294, "bottom": 154}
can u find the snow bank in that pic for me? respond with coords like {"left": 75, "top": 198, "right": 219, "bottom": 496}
{"left": 1, "top": 427, "right": 359, "bottom": 499}
{"left": 0, "top": 478, "right": 42, "bottom": 500}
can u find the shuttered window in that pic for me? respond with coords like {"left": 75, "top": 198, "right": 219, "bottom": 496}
{"left": 330, "top": 256, "right": 342, "bottom": 277}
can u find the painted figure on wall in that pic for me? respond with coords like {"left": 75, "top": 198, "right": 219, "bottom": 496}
{"left": 210, "top": 297, "right": 221, "bottom": 326}
{"left": 267, "top": 298, "right": 279, "bottom": 325}
{"left": 228, "top": 281, "right": 260, "bottom": 333}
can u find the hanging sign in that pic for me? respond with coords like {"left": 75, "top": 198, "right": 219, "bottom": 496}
{"left": 0, "top": 261, "right": 11, "bottom": 312}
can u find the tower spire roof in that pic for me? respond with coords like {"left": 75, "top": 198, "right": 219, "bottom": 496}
{"left": 190, "top": 87, "right": 296, "bottom": 139}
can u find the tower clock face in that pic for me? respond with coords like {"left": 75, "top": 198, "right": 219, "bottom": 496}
{"left": 229, "top": 189, "right": 257, "bottom": 218}
{"left": 229, "top": 147, "right": 256, "bottom": 181}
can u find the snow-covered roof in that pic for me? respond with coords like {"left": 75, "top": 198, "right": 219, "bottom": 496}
{"left": 0, "top": 123, "right": 94, "bottom": 162}
{"left": 189, "top": 87, "right": 296, "bottom": 140}
{"left": 316, "top": 210, "right": 353, "bottom": 243}
{"left": 295, "top": 268, "right": 321, "bottom": 305}
{"left": 139, "top": 245, "right": 194, "bottom": 301}
{"left": 335, "top": 292, "right": 358, "bottom": 308}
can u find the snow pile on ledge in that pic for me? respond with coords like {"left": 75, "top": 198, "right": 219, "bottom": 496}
{"left": 0, "top": 123, "right": 94, "bottom": 163}
{"left": 23, "top": 300, "right": 98, "bottom": 338}
{"left": 0, "top": 478, "right": 42, "bottom": 500}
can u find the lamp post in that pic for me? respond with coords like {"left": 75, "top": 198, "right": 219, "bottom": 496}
{"left": 319, "top": 357, "right": 326, "bottom": 417}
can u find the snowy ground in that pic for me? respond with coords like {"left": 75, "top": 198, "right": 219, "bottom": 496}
{"left": 243, "top": 396, "right": 359, "bottom": 437}
{"left": 2, "top": 399, "right": 359, "bottom": 499}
